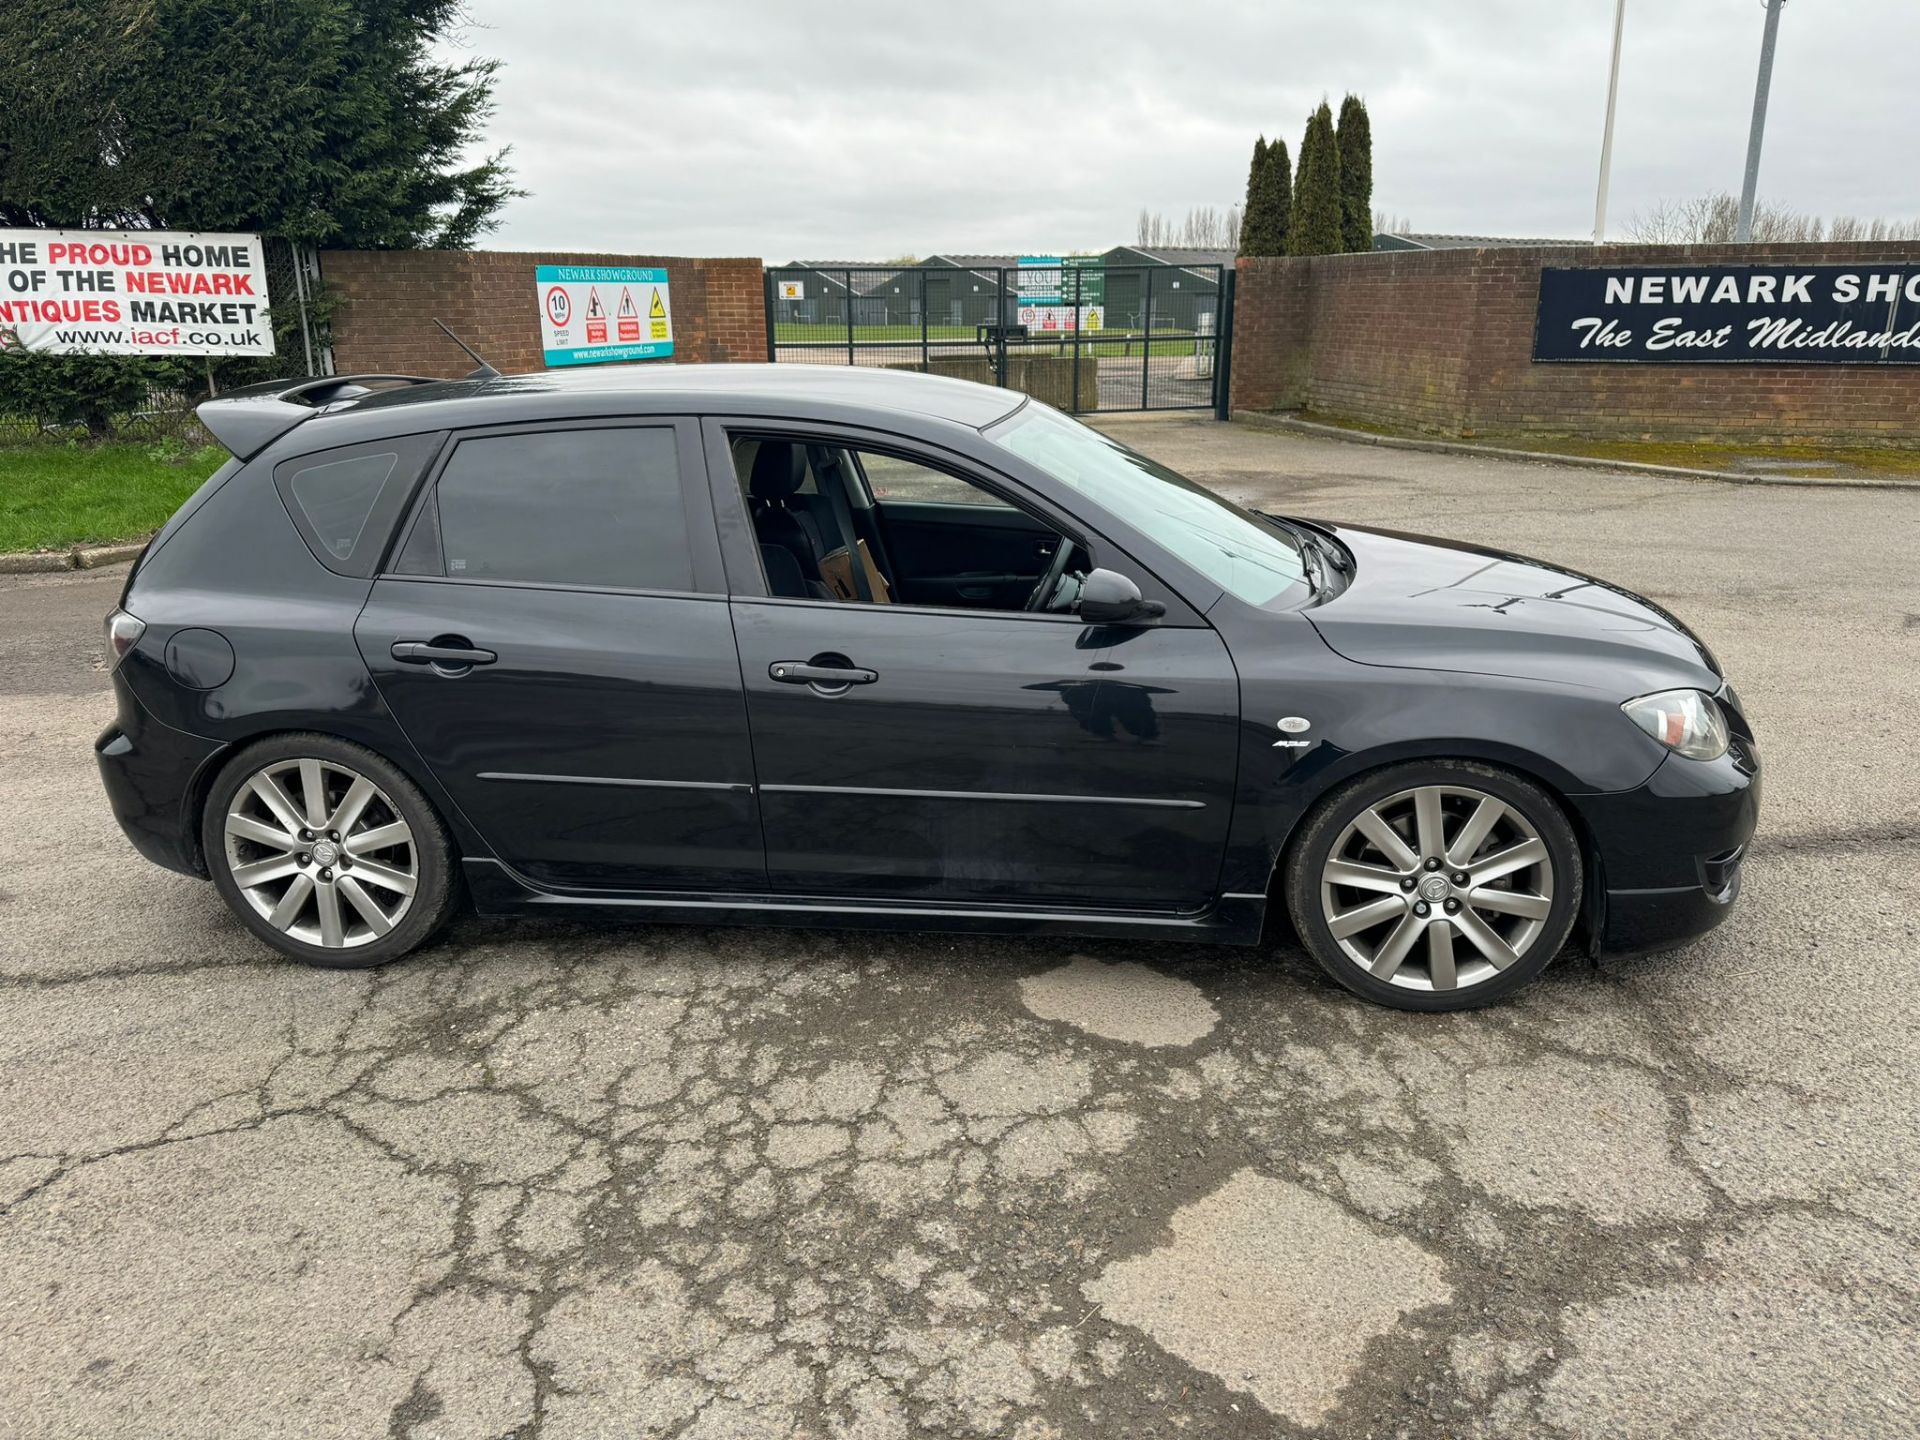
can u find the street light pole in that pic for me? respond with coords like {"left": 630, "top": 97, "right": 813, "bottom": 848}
{"left": 1593, "top": 0, "right": 1628, "bottom": 243}
{"left": 1735, "top": 0, "right": 1786, "bottom": 243}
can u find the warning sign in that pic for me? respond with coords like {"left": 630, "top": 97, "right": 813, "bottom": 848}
{"left": 778, "top": 280, "right": 805, "bottom": 301}
{"left": 534, "top": 264, "right": 673, "bottom": 366}
{"left": 0, "top": 228, "right": 275, "bottom": 357}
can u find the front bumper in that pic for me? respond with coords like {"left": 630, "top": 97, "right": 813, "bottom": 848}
{"left": 1570, "top": 736, "right": 1761, "bottom": 956}
{"left": 96, "top": 670, "right": 226, "bottom": 878}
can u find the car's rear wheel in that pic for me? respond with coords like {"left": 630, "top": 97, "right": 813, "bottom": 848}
{"left": 203, "top": 733, "right": 459, "bottom": 969}
{"left": 1284, "top": 760, "right": 1582, "bottom": 1011}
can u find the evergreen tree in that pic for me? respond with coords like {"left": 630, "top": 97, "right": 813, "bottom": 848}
{"left": 0, "top": 0, "right": 518, "bottom": 246}
{"left": 1336, "top": 94, "right": 1374, "bottom": 253}
{"left": 1262, "top": 136, "right": 1293, "bottom": 256}
{"left": 1238, "top": 136, "right": 1292, "bottom": 257}
{"left": 1238, "top": 137, "right": 1269, "bottom": 255}
{"left": 1288, "top": 102, "right": 1343, "bottom": 256}
{"left": 0, "top": 0, "right": 520, "bottom": 421}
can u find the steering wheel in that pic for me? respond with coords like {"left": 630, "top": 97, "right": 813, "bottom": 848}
{"left": 1024, "top": 536, "right": 1076, "bottom": 612}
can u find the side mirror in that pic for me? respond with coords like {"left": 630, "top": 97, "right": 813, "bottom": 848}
{"left": 1075, "top": 568, "right": 1165, "bottom": 625}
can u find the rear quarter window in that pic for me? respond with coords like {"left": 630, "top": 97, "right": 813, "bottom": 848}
{"left": 273, "top": 433, "right": 444, "bottom": 577}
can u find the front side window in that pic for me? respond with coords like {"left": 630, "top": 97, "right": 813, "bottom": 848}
{"left": 989, "top": 401, "right": 1308, "bottom": 607}
{"left": 858, "top": 451, "right": 1014, "bottom": 509}
{"left": 433, "top": 427, "right": 690, "bottom": 590}
{"left": 730, "top": 432, "right": 1076, "bottom": 613}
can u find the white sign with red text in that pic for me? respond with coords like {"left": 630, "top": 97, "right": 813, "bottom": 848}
{"left": 0, "top": 229, "right": 274, "bottom": 356}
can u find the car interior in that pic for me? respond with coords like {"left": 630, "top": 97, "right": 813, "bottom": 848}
{"left": 730, "top": 435, "right": 1088, "bottom": 614}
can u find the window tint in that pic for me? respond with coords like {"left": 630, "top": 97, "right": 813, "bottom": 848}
{"left": 434, "top": 428, "right": 691, "bottom": 590}
{"left": 287, "top": 452, "right": 399, "bottom": 561}
{"left": 860, "top": 451, "right": 1012, "bottom": 508}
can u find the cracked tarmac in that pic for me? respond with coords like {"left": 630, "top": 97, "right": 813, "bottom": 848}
{"left": 2, "top": 420, "right": 1917, "bottom": 1438}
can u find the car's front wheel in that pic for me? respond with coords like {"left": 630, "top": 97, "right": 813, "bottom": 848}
{"left": 1284, "top": 760, "right": 1582, "bottom": 1011}
{"left": 203, "top": 733, "right": 459, "bottom": 968}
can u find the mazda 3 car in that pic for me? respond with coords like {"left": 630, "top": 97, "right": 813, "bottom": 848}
{"left": 96, "top": 365, "right": 1759, "bottom": 1010}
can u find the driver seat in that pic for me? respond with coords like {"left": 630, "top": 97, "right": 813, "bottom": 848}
{"left": 747, "top": 441, "right": 832, "bottom": 599}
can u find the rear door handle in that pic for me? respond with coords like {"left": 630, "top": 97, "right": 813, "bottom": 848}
{"left": 769, "top": 661, "right": 877, "bottom": 686}
{"left": 392, "top": 641, "right": 497, "bottom": 666}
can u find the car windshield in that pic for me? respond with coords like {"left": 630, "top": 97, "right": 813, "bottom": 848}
{"left": 988, "top": 402, "right": 1309, "bottom": 607}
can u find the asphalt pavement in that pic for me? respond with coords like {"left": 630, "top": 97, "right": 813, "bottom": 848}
{"left": 1, "top": 419, "right": 1915, "bottom": 1439}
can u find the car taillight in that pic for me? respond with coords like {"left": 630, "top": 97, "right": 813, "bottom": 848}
{"left": 104, "top": 609, "right": 146, "bottom": 669}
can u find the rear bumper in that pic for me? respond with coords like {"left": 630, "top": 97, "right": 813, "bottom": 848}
{"left": 1570, "top": 744, "right": 1760, "bottom": 957}
{"left": 96, "top": 671, "right": 225, "bottom": 878}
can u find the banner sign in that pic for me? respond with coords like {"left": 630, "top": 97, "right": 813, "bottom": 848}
{"left": 1016, "top": 256, "right": 1104, "bottom": 332}
{"left": 1534, "top": 264, "right": 1920, "bottom": 364}
{"left": 0, "top": 229, "right": 274, "bottom": 356}
{"left": 537, "top": 264, "right": 672, "bottom": 366}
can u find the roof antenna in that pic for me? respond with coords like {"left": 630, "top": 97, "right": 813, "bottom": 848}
{"left": 433, "top": 319, "right": 502, "bottom": 380}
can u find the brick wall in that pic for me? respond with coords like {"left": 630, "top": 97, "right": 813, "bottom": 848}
{"left": 319, "top": 249, "right": 767, "bottom": 378}
{"left": 1232, "top": 242, "right": 1920, "bottom": 444}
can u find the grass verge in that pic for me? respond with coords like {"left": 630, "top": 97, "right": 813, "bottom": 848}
{"left": 1291, "top": 411, "right": 1920, "bottom": 480}
{"left": 0, "top": 442, "right": 226, "bottom": 553}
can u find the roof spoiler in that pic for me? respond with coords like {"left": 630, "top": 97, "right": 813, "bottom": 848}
{"left": 196, "top": 374, "right": 442, "bottom": 460}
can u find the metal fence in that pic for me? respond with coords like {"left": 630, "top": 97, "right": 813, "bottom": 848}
{"left": 0, "top": 238, "right": 332, "bottom": 445}
{"left": 765, "top": 263, "right": 1234, "bottom": 416}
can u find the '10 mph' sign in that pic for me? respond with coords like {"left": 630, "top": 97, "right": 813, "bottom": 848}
{"left": 537, "top": 264, "right": 673, "bottom": 367}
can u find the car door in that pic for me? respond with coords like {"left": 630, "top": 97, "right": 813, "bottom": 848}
{"left": 354, "top": 418, "right": 765, "bottom": 893}
{"left": 706, "top": 418, "right": 1241, "bottom": 911}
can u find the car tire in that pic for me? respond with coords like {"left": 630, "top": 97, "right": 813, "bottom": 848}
{"left": 202, "top": 732, "right": 460, "bottom": 969}
{"left": 1284, "top": 759, "right": 1583, "bottom": 1012}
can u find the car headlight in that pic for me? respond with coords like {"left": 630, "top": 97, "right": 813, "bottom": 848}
{"left": 1621, "top": 688, "right": 1730, "bottom": 761}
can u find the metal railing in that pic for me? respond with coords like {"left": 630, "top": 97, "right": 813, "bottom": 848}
{"left": 765, "top": 263, "right": 1231, "bottom": 415}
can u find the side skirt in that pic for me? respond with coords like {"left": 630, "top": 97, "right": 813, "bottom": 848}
{"left": 462, "top": 859, "right": 1267, "bottom": 947}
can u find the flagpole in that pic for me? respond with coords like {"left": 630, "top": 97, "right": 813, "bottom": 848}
{"left": 1593, "top": 0, "right": 1628, "bottom": 242}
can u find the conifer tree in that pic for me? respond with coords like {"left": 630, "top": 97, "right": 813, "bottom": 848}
{"left": 1336, "top": 94, "right": 1374, "bottom": 253}
{"left": 1238, "top": 137, "right": 1269, "bottom": 255}
{"left": 1288, "top": 102, "right": 1344, "bottom": 256}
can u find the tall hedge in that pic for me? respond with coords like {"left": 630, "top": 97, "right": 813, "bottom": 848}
{"left": 1288, "top": 102, "right": 1344, "bottom": 257}
{"left": 1336, "top": 94, "right": 1374, "bottom": 253}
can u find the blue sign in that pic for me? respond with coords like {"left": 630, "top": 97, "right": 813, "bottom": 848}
{"left": 536, "top": 264, "right": 673, "bottom": 366}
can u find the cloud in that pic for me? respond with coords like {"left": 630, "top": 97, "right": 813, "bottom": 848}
{"left": 447, "top": 0, "right": 1920, "bottom": 255}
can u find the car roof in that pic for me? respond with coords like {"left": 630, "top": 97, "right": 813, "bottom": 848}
{"left": 337, "top": 363, "right": 1026, "bottom": 431}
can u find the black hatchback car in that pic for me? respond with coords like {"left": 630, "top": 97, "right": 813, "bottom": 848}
{"left": 97, "top": 365, "right": 1758, "bottom": 1010}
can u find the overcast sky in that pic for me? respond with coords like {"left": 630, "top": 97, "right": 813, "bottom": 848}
{"left": 449, "top": 0, "right": 1918, "bottom": 258}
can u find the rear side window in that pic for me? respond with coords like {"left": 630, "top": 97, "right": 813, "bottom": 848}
{"left": 428, "top": 427, "right": 691, "bottom": 591}
{"left": 274, "top": 434, "right": 442, "bottom": 577}
{"left": 290, "top": 453, "right": 396, "bottom": 559}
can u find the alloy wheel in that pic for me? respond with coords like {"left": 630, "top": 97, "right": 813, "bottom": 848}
{"left": 222, "top": 757, "right": 418, "bottom": 949}
{"left": 1318, "top": 784, "right": 1555, "bottom": 993}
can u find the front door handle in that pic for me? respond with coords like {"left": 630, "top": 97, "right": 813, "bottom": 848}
{"left": 392, "top": 640, "right": 497, "bottom": 667}
{"left": 769, "top": 661, "right": 877, "bottom": 686}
